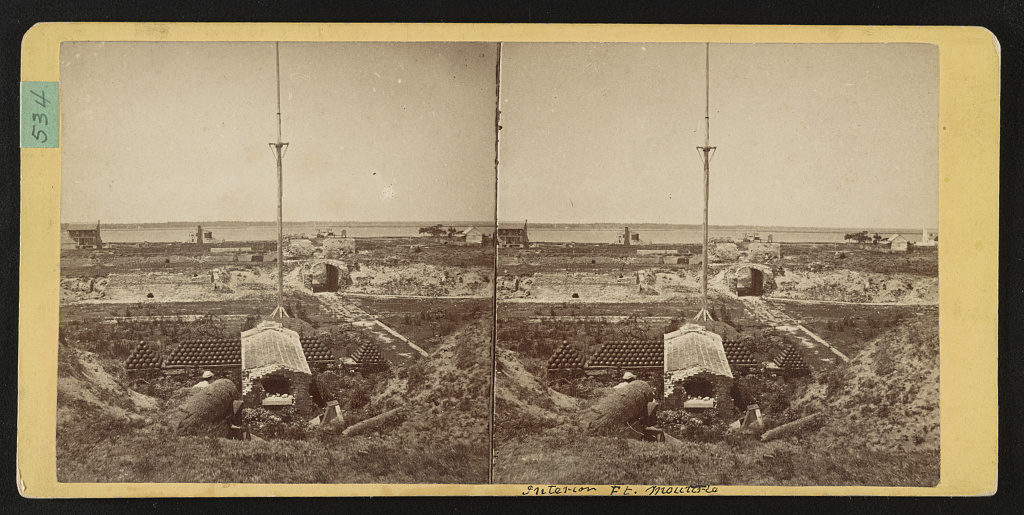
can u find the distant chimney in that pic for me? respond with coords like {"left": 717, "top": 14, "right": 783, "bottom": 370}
{"left": 624, "top": 227, "right": 631, "bottom": 246}
{"left": 197, "top": 225, "right": 204, "bottom": 245}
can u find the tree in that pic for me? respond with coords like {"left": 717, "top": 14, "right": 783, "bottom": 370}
{"left": 447, "top": 226, "right": 458, "bottom": 239}
{"left": 418, "top": 224, "right": 445, "bottom": 238}
{"left": 844, "top": 230, "right": 871, "bottom": 243}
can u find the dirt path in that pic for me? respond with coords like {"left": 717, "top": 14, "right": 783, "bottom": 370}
{"left": 739, "top": 297, "right": 848, "bottom": 371}
{"left": 766, "top": 297, "right": 939, "bottom": 307}
{"left": 337, "top": 291, "right": 487, "bottom": 300}
{"left": 316, "top": 293, "right": 428, "bottom": 366}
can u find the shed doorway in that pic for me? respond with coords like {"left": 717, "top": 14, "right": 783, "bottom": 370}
{"left": 682, "top": 377, "right": 714, "bottom": 398}
{"left": 262, "top": 375, "right": 292, "bottom": 396}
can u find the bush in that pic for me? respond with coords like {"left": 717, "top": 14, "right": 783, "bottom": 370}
{"left": 657, "top": 409, "right": 727, "bottom": 442}
{"left": 242, "top": 407, "right": 313, "bottom": 440}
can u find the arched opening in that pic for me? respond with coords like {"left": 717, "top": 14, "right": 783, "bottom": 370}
{"left": 311, "top": 263, "right": 341, "bottom": 292}
{"left": 737, "top": 267, "right": 765, "bottom": 297}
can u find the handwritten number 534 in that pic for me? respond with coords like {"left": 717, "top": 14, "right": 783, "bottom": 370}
{"left": 29, "top": 89, "right": 50, "bottom": 143}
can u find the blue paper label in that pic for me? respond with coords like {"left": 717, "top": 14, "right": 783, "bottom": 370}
{"left": 21, "top": 81, "right": 59, "bottom": 148}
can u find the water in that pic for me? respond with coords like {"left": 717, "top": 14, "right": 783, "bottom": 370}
{"left": 100, "top": 223, "right": 494, "bottom": 243}
{"left": 527, "top": 227, "right": 928, "bottom": 245}
{"left": 96, "top": 222, "right": 925, "bottom": 245}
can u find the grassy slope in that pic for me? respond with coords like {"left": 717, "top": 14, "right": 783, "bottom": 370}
{"left": 493, "top": 315, "right": 939, "bottom": 486}
{"left": 495, "top": 430, "right": 937, "bottom": 486}
{"left": 56, "top": 316, "right": 492, "bottom": 484}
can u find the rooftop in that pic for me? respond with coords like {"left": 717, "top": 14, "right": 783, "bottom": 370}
{"left": 64, "top": 223, "right": 100, "bottom": 232}
{"left": 241, "top": 321, "right": 311, "bottom": 375}
{"left": 663, "top": 324, "right": 733, "bottom": 379}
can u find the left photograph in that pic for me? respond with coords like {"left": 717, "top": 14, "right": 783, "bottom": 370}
{"left": 57, "top": 41, "right": 497, "bottom": 483}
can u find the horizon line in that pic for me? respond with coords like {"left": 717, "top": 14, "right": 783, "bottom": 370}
{"left": 61, "top": 219, "right": 937, "bottom": 232}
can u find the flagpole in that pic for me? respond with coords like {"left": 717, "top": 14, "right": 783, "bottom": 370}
{"left": 269, "top": 41, "right": 289, "bottom": 319}
{"left": 694, "top": 43, "right": 715, "bottom": 322}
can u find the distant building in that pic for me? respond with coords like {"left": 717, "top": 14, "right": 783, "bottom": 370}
{"left": 617, "top": 227, "right": 644, "bottom": 246}
{"left": 188, "top": 225, "right": 222, "bottom": 244}
{"left": 63, "top": 221, "right": 103, "bottom": 249}
{"left": 742, "top": 233, "right": 773, "bottom": 243}
{"left": 918, "top": 228, "right": 938, "bottom": 247}
{"left": 315, "top": 228, "right": 347, "bottom": 239}
{"left": 497, "top": 220, "right": 529, "bottom": 248}
{"left": 456, "top": 227, "right": 484, "bottom": 245}
{"left": 882, "top": 234, "right": 909, "bottom": 253}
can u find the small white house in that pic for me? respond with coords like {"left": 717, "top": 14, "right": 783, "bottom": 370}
{"left": 883, "top": 234, "right": 909, "bottom": 253}
{"left": 457, "top": 227, "right": 484, "bottom": 245}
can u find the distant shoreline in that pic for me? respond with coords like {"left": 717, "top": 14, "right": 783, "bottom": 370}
{"left": 64, "top": 221, "right": 497, "bottom": 230}
{"left": 61, "top": 220, "right": 934, "bottom": 234}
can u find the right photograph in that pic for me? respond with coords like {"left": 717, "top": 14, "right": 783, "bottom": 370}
{"left": 492, "top": 43, "right": 939, "bottom": 486}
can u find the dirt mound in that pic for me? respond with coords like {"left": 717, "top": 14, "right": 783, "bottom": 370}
{"left": 493, "top": 346, "right": 582, "bottom": 443}
{"left": 793, "top": 314, "right": 939, "bottom": 452}
{"left": 57, "top": 343, "right": 158, "bottom": 425}
{"left": 374, "top": 318, "right": 492, "bottom": 444}
{"left": 710, "top": 242, "right": 740, "bottom": 262}
{"left": 60, "top": 277, "right": 108, "bottom": 303}
{"left": 773, "top": 270, "right": 938, "bottom": 304}
{"left": 348, "top": 263, "right": 491, "bottom": 297}
{"left": 285, "top": 239, "right": 316, "bottom": 258}
{"left": 499, "top": 269, "right": 701, "bottom": 302}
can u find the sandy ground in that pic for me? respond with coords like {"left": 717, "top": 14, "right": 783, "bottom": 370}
{"left": 498, "top": 265, "right": 936, "bottom": 305}
{"left": 61, "top": 261, "right": 491, "bottom": 305}
{"left": 57, "top": 346, "right": 158, "bottom": 425}
{"left": 794, "top": 314, "right": 940, "bottom": 452}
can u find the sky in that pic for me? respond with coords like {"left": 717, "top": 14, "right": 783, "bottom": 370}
{"left": 60, "top": 42, "right": 499, "bottom": 224}
{"left": 497, "top": 43, "right": 938, "bottom": 229}
{"left": 61, "top": 41, "right": 938, "bottom": 229}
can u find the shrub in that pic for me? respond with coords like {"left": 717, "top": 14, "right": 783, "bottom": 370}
{"left": 657, "top": 409, "right": 727, "bottom": 442}
{"left": 242, "top": 407, "right": 313, "bottom": 440}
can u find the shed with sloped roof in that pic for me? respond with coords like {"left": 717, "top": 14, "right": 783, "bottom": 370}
{"left": 662, "top": 324, "right": 735, "bottom": 414}
{"left": 240, "top": 321, "right": 314, "bottom": 413}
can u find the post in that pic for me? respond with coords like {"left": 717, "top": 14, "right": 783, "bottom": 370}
{"left": 269, "top": 42, "right": 289, "bottom": 319}
{"left": 694, "top": 43, "right": 714, "bottom": 322}
{"left": 489, "top": 41, "right": 503, "bottom": 485}
{"left": 276, "top": 143, "right": 284, "bottom": 308}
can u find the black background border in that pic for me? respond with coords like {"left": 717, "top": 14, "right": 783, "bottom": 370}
{"left": 1, "top": 1, "right": 1020, "bottom": 511}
